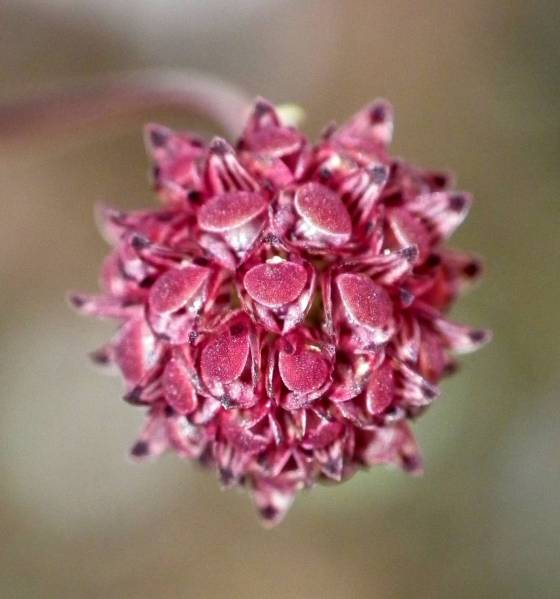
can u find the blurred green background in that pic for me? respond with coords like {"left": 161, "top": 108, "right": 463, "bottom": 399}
{"left": 1, "top": 1, "right": 559, "bottom": 598}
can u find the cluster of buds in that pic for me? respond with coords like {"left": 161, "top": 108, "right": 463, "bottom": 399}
{"left": 71, "top": 98, "right": 490, "bottom": 525}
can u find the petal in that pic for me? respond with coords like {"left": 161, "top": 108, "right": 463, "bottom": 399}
{"left": 386, "top": 208, "right": 431, "bottom": 261}
{"left": 113, "top": 318, "right": 159, "bottom": 387}
{"left": 407, "top": 191, "right": 472, "bottom": 239}
{"left": 396, "top": 361, "right": 439, "bottom": 407}
{"left": 433, "top": 318, "right": 492, "bottom": 354}
{"left": 245, "top": 127, "right": 302, "bottom": 158}
{"left": 149, "top": 265, "right": 209, "bottom": 314}
{"left": 163, "top": 354, "right": 197, "bottom": 414}
{"left": 200, "top": 325, "right": 250, "bottom": 385}
{"left": 252, "top": 482, "right": 296, "bottom": 527}
{"left": 365, "top": 359, "right": 395, "bottom": 415}
{"left": 336, "top": 273, "right": 393, "bottom": 334}
{"left": 278, "top": 347, "right": 330, "bottom": 394}
{"left": 418, "top": 329, "right": 447, "bottom": 383}
{"left": 294, "top": 182, "right": 352, "bottom": 244}
{"left": 221, "top": 413, "right": 270, "bottom": 454}
{"left": 358, "top": 423, "right": 422, "bottom": 473}
{"left": 336, "top": 99, "right": 394, "bottom": 151}
{"left": 303, "top": 419, "right": 344, "bottom": 450}
{"left": 243, "top": 260, "right": 307, "bottom": 308}
{"left": 198, "top": 191, "right": 266, "bottom": 232}
{"left": 129, "top": 409, "right": 169, "bottom": 462}
{"left": 204, "top": 137, "right": 259, "bottom": 194}
{"left": 243, "top": 98, "right": 282, "bottom": 133}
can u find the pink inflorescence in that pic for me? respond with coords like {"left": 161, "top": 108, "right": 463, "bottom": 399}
{"left": 71, "top": 98, "right": 490, "bottom": 525}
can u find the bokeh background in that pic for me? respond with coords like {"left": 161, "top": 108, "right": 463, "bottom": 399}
{"left": 1, "top": 1, "right": 559, "bottom": 598}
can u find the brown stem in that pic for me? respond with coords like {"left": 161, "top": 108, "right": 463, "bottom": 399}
{"left": 0, "top": 68, "right": 252, "bottom": 146}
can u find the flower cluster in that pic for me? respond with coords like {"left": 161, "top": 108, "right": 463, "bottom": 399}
{"left": 71, "top": 98, "right": 490, "bottom": 524}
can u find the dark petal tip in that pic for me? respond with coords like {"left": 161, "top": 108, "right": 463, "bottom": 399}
{"left": 469, "top": 329, "right": 490, "bottom": 343}
{"left": 402, "top": 454, "right": 423, "bottom": 473}
{"left": 131, "top": 234, "right": 151, "bottom": 250}
{"left": 219, "top": 468, "right": 234, "bottom": 485}
{"left": 422, "top": 385, "right": 437, "bottom": 399}
{"left": 130, "top": 441, "right": 150, "bottom": 457}
{"left": 399, "top": 288, "right": 415, "bottom": 307}
{"left": 254, "top": 99, "right": 274, "bottom": 116}
{"left": 401, "top": 245, "right": 419, "bottom": 262}
{"left": 262, "top": 232, "right": 280, "bottom": 245}
{"left": 149, "top": 128, "right": 168, "bottom": 148}
{"left": 369, "top": 165, "right": 388, "bottom": 184}
{"left": 449, "top": 194, "right": 467, "bottom": 212}
{"left": 209, "top": 137, "right": 230, "bottom": 155}
{"left": 369, "top": 104, "right": 388, "bottom": 123}
{"left": 89, "top": 349, "right": 110, "bottom": 365}
{"left": 69, "top": 293, "right": 86, "bottom": 308}
{"left": 123, "top": 387, "right": 144, "bottom": 406}
{"left": 187, "top": 190, "right": 202, "bottom": 203}
{"left": 443, "top": 362, "right": 459, "bottom": 376}
{"left": 426, "top": 253, "right": 441, "bottom": 268}
{"left": 259, "top": 505, "right": 278, "bottom": 521}
{"left": 319, "top": 167, "right": 332, "bottom": 180}
{"left": 463, "top": 261, "right": 481, "bottom": 278}
{"left": 220, "top": 394, "right": 235, "bottom": 409}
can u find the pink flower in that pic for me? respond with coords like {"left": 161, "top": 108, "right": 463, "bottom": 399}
{"left": 71, "top": 98, "right": 490, "bottom": 525}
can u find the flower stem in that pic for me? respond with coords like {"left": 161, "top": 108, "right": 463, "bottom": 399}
{"left": 0, "top": 68, "right": 252, "bottom": 146}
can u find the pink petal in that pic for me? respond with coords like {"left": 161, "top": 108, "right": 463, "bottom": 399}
{"left": 204, "top": 137, "right": 259, "bottom": 194}
{"left": 113, "top": 318, "right": 159, "bottom": 386}
{"left": 163, "top": 354, "right": 197, "bottom": 414}
{"left": 221, "top": 412, "right": 270, "bottom": 454}
{"left": 294, "top": 182, "right": 352, "bottom": 244}
{"left": 198, "top": 191, "right": 266, "bottom": 232}
{"left": 336, "top": 273, "right": 393, "bottom": 334}
{"left": 200, "top": 325, "right": 250, "bottom": 385}
{"left": 358, "top": 423, "right": 423, "bottom": 473}
{"left": 303, "top": 419, "right": 344, "bottom": 450}
{"left": 129, "top": 409, "right": 170, "bottom": 461}
{"left": 252, "top": 481, "right": 296, "bottom": 527}
{"left": 365, "top": 360, "right": 395, "bottom": 415}
{"left": 335, "top": 99, "right": 394, "bottom": 152}
{"left": 386, "top": 208, "right": 431, "bottom": 261}
{"left": 278, "top": 347, "right": 329, "bottom": 394}
{"left": 243, "top": 260, "right": 307, "bottom": 308}
{"left": 149, "top": 265, "right": 209, "bottom": 314}
{"left": 433, "top": 318, "right": 492, "bottom": 354}
{"left": 246, "top": 127, "right": 302, "bottom": 157}
{"left": 407, "top": 191, "right": 472, "bottom": 239}
{"left": 243, "top": 98, "right": 282, "bottom": 134}
{"left": 418, "top": 329, "right": 446, "bottom": 383}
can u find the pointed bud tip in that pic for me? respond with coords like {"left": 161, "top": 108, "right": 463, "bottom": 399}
{"left": 130, "top": 440, "right": 150, "bottom": 458}
{"left": 209, "top": 137, "right": 232, "bottom": 155}
{"left": 130, "top": 234, "right": 151, "bottom": 250}
{"left": 123, "top": 387, "right": 145, "bottom": 406}
{"left": 253, "top": 97, "right": 275, "bottom": 116}
{"left": 469, "top": 328, "right": 492, "bottom": 346}
{"left": 449, "top": 193, "right": 470, "bottom": 213}
{"left": 369, "top": 164, "right": 389, "bottom": 184}
{"left": 143, "top": 123, "right": 173, "bottom": 155}
{"left": 89, "top": 348, "right": 111, "bottom": 366}
{"left": 68, "top": 293, "right": 86, "bottom": 308}
{"left": 401, "top": 245, "right": 419, "bottom": 263}
{"left": 368, "top": 99, "right": 393, "bottom": 124}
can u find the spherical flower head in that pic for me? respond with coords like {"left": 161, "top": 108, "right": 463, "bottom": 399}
{"left": 71, "top": 97, "right": 490, "bottom": 525}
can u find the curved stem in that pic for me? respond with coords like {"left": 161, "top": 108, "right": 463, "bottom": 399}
{"left": 0, "top": 68, "right": 252, "bottom": 146}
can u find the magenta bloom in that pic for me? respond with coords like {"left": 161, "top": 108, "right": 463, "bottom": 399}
{"left": 71, "top": 98, "right": 490, "bottom": 525}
